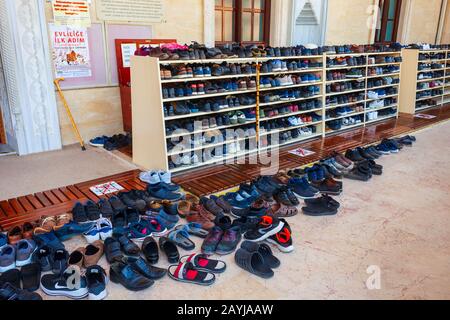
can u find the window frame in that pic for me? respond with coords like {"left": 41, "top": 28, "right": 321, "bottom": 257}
{"left": 375, "top": 0, "right": 403, "bottom": 44}
{"left": 215, "top": 0, "right": 271, "bottom": 46}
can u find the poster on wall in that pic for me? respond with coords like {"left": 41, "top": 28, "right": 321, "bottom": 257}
{"left": 51, "top": 0, "right": 91, "bottom": 27}
{"left": 50, "top": 24, "right": 92, "bottom": 78}
{"left": 96, "top": 0, "right": 164, "bottom": 23}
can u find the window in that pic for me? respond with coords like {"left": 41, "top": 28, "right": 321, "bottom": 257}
{"left": 215, "top": 0, "right": 271, "bottom": 45}
{"left": 375, "top": 0, "right": 402, "bottom": 43}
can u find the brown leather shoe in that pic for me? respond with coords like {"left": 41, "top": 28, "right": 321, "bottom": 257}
{"left": 84, "top": 240, "right": 104, "bottom": 267}
{"left": 7, "top": 226, "right": 22, "bottom": 245}
{"left": 274, "top": 171, "right": 290, "bottom": 184}
{"left": 268, "top": 203, "right": 298, "bottom": 218}
{"left": 186, "top": 210, "right": 214, "bottom": 230}
{"left": 22, "top": 222, "right": 35, "bottom": 240}
{"left": 196, "top": 205, "right": 215, "bottom": 221}
{"left": 68, "top": 247, "right": 85, "bottom": 268}
{"left": 177, "top": 200, "right": 191, "bottom": 217}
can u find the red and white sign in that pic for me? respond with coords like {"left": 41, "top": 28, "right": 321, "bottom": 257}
{"left": 90, "top": 181, "right": 124, "bottom": 196}
{"left": 289, "top": 147, "right": 316, "bottom": 157}
{"left": 415, "top": 114, "right": 437, "bottom": 119}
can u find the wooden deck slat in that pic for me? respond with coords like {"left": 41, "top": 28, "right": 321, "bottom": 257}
{"left": 35, "top": 193, "right": 52, "bottom": 207}
{"left": 0, "top": 201, "right": 16, "bottom": 218}
{"left": 18, "top": 196, "right": 35, "bottom": 212}
{"left": 9, "top": 199, "right": 26, "bottom": 215}
{"left": 59, "top": 187, "right": 78, "bottom": 201}
{"left": 51, "top": 189, "right": 69, "bottom": 203}
{"left": 43, "top": 191, "right": 61, "bottom": 205}
{"left": 26, "top": 195, "right": 44, "bottom": 209}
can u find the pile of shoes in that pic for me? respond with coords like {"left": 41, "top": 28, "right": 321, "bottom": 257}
{"left": 89, "top": 133, "right": 132, "bottom": 151}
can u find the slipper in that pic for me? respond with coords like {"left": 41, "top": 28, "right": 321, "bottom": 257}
{"left": 21, "top": 263, "right": 41, "bottom": 292}
{"left": 176, "top": 223, "right": 209, "bottom": 238}
{"left": 268, "top": 203, "right": 298, "bottom": 218}
{"left": 168, "top": 262, "right": 215, "bottom": 286}
{"left": 168, "top": 229, "right": 195, "bottom": 251}
{"left": 180, "top": 253, "right": 226, "bottom": 273}
{"left": 177, "top": 201, "right": 191, "bottom": 217}
{"left": 142, "top": 237, "right": 159, "bottom": 264}
{"left": 0, "top": 268, "right": 21, "bottom": 288}
{"left": 241, "top": 241, "right": 280, "bottom": 269}
{"left": 235, "top": 248, "right": 274, "bottom": 279}
{"left": 159, "top": 237, "right": 180, "bottom": 263}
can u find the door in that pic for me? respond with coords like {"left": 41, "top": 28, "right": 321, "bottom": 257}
{"left": 292, "top": 0, "right": 328, "bottom": 45}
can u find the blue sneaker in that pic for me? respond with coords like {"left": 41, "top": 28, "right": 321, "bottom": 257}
{"left": 289, "top": 177, "right": 320, "bottom": 199}
{"left": 0, "top": 233, "right": 7, "bottom": 250}
{"left": 147, "top": 184, "right": 183, "bottom": 201}
{"left": 155, "top": 209, "right": 179, "bottom": 229}
{"left": 375, "top": 143, "right": 391, "bottom": 155}
{"left": 33, "top": 231, "right": 65, "bottom": 251}
{"left": 86, "top": 265, "right": 108, "bottom": 300}
{"left": 224, "top": 193, "right": 252, "bottom": 209}
{"left": 89, "top": 136, "right": 108, "bottom": 147}
{"left": 55, "top": 221, "right": 96, "bottom": 242}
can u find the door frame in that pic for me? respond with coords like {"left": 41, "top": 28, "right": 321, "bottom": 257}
{"left": 0, "top": 106, "right": 6, "bottom": 144}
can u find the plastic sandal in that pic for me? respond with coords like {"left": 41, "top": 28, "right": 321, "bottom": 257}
{"left": 168, "top": 229, "right": 195, "bottom": 251}
{"left": 159, "top": 237, "right": 180, "bottom": 263}
{"left": 21, "top": 263, "right": 41, "bottom": 292}
{"left": 234, "top": 248, "right": 274, "bottom": 279}
{"left": 268, "top": 203, "right": 298, "bottom": 218}
{"left": 168, "top": 262, "right": 215, "bottom": 286}
{"left": 180, "top": 253, "right": 226, "bottom": 273}
{"left": 176, "top": 223, "right": 209, "bottom": 238}
{"left": 241, "top": 241, "right": 280, "bottom": 269}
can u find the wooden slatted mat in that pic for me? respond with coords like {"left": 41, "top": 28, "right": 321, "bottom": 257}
{"left": 1, "top": 106, "right": 449, "bottom": 230}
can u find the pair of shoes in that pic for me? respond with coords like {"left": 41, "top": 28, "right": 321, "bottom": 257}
{"left": 68, "top": 240, "right": 104, "bottom": 269}
{"left": 112, "top": 208, "right": 140, "bottom": 228}
{"left": 6, "top": 223, "right": 35, "bottom": 244}
{"left": 140, "top": 170, "right": 180, "bottom": 191}
{"left": 168, "top": 254, "right": 226, "bottom": 286}
{"left": 267, "top": 202, "right": 298, "bottom": 218}
{"left": 141, "top": 236, "right": 180, "bottom": 265}
{"left": 0, "top": 262, "right": 41, "bottom": 292}
{"left": 89, "top": 136, "right": 108, "bottom": 147}
{"left": 243, "top": 216, "right": 285, "bottom": 242}
{"left": 235, "top": 241, "right": 280, "bottom": 279}
{"left": 147, "top": 183, "right": 184, "bottom": 201}
{"left": 185, "top": 204, "right": 216, "bottom": 230}
{"left": 0, "top": 239, "right": 36, "bottom": 272}
{"left": 41, "top": 265, "right": 108, "bottom": 300}
{"left": 103, "top": 236, "right": 140, "bottom": 264}
{"left": 83, "top": 218, "right": 113, "bottom": 243}
{"left": 273, "top": 186, "right": 300, "bottom": 206}
{"left": 72, "top": 201, "right": 101, "bottom": 223}
{"left": 201, "top": 226, "right": 242, "bottom": 255}
{"left": 110, "top": 256, "right": 163, "bottom": 291}
{"left": 302, "top": 195, "right": 340, "bottom": 216}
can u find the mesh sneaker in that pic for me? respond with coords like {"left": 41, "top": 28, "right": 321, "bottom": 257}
{"left": 266, "top": 219, "right": 294, "bottom": 253}
{"left": 244, "top": 216, "right": 285, "bottom": 242}
{"left": 40, "top": 268, "right": 89, "bottom": 299}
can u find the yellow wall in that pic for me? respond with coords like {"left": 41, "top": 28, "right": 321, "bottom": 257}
{"left": 325, "top": 0, "right": 376, "bottom": 45}
{"left": 403, "top": 0, "right": 443, "bottom": 44}
{"left": 46, "top": 0, "right": 204, "bottom": 145}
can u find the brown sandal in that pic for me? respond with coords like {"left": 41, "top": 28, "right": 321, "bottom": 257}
{"left": 177, "top": 201, "right": 191, "bottom": 217}
{"left": 268, "top": 203, "right": 298, "bottom": 218}
{"left": 54, "top": 214, "right": 72, "bottom": 230}
{"left": 33, "top": 216, "right": 57, "bottom": 235}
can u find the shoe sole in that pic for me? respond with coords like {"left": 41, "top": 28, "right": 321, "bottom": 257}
{"left": 167, "top": 270, "right": 215, "bottom": 286}
{"left": 0, "top": 263, "right": 16, "bottom": 273}
{"left": 266, "top": 238, "right": 294, "bottom": 253}
{"left": 89, "top": 142, "right": 104, "bottom": 147}
{"left": 292, "top": 191, "right": 320, "bottom": 200}
{"left": 246, "top": 222, "right": 285, "bottom": 242}
{"left": 40, "top": 284, "right": 89, "bottom": 299}
{"left": 89, "top": 289, "right": 108, "bottom": 300}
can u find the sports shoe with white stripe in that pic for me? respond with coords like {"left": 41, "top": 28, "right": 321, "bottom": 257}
{"left": 266, "top": 219, "right": 294, "bottom": 253}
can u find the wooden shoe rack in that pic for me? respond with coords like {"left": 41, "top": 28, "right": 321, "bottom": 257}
{"left": 399, "top": 48, "right": 450, "bottom": 114}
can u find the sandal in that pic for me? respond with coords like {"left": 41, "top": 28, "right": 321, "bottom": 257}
{"left": 21, "top": 263, "right": 41, "bottom": 292}
{"left": 168, "top": 262, "right": 215, "bottom": 286}
{"left": 177, "top": 201, "right": 191, "bottom": 217}
{"left": 180, "top": 253, "right": 226, "bottom": 273}
{"left": 268, "top": 203, "right": 298, "bottom": 218}
{"left": 168, "top": 229, "right": 195, "bottom": 251}
{"left": 159, "top": 237, "right": 180, "bottom": 263}
{"left": 54, "top": 214, "right": 72, "bottom": 231}
{"left": 176, "top": 223, "right": 209, "bottom": 238}
{"left": 33, "top": 216, "right": 57, "bottom": 235}
{"left": 241, "top": 241, "right": 280, "bottom": 269}
{"left": 235, "top": 247, "right": 274, "bottom": 279}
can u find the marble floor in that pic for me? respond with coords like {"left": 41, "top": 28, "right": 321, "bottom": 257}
{"left": 34, "top": 121, "right": 450, "bottom": 300}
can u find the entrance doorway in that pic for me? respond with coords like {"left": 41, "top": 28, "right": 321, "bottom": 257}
{"left": 292, "top": 0, "right": 328, "bottom": 45}
{"left": 0, "top": 51, "right": 16, "bottom": 156}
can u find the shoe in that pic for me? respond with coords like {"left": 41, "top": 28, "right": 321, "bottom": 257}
{"left": 104, "top": 237, "right": 124, "bottom": 264}
{"left": 302, "top": 196, "right": 339, "bottom": 216}
{"left": 55, "top": 221, "right": 95, "bottom": 242}
{"left": 97, "top": 218, "right": 113, "bottom": 241}
{"left": 20, "top": 263, "right": 41, "bottom": 292}
{"left": 40, "top": 268, "right": 88, "bottom": 299}
{"left": 124, "top": 256, "right": 167, "bottom": 280}
{"left": 0, "top": 283, "right": 42, "bottom": 300}
{"left": 109, "top": 261, "right": 154, "bottom": 291}
{"left": 98, "top": 199, "right": 114, "bottom": 218}
{"left": 109, "top": 196, "right": 127, "bottom": 212}
{"left": 244, "top": 216, "right": 285, "bottom": 242}
{"left": 32, "top": 245, "right": 53, "bottom": 272}
{"left": 201, "top": 227, "right": 223, "bottom": 255}
{"left": 52, "top": 249, "right": 69, "bottom": 275}
{"left": 32, "top": 231, "right": 64, "bottom": 251}
{"left": 234, "top": 243, "right": 274, "bottom": 279}
{"left": 345, "top": 149, "right": 365, "bottom": 162}
{"left": 215, "top": 226, "right": 242, "bottom": 255}
{"left": 72, "top": 203, "right": 88, "bottom": 223}
{"left": 15, "top": 239, "right": 36, "bottom": 267}
{"left": 142, "top": 237, "right": 159, "bottom": 264}
{"left": 0, "top": 245, "right": 16, "bottom": 273}
{"left": 85, "top": 201, "right": 101, "bottom": 221}
{"left": 147, "top": 184, "right": 183, "bottom": 201}
{"left": 84, "top": 241, "right": 104, "bottom": 268}
{"left": 266, "top": 219, "right": 294, "bottom": 253}
{"left": 117, "top": 235, "right": 140, "bottom": 256}
{"left": 241, "top": 241, "right": 280, "bottom": 268}
{"left": 85, "top": 265, "right": 108, "bottom": 300}
{"left": 159, "top": 237, "right": 180, "bottom": 263}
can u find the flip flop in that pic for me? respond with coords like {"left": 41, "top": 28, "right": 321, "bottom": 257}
{"left": 0, "top": 268, "right": 21, "bottom": 288}
{"left": 168, "top": 262, "right": 215, "bottom": 286}
{"left": 159, "top": 237, "right": 180, "bottom": 263}
{"left": 176, "top": 223, "right": 209, "bottom": 238}
{"left": 168, "top": 229, "right": 195, "bottom": 251}
{"left": 21, "top": 263, "right": 41, "bottom": 292}
{"left": 180, "top": 253, "right": 226, "bottom": 273}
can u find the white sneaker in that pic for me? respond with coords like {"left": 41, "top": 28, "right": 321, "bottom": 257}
{"left": 97, "top": 218, "right": 113, "bottom": 241}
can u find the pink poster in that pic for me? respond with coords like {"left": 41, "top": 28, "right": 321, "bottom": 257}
{"left": 50, "top": 24, "right": 92, "bottom": 78}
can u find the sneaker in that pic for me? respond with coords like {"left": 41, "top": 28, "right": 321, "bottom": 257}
{"left": 244, "top": 216, "right": 285, "bottom": 242}
{"left": 0, "top": 283, "right": 42, "bottom": 300}
{"left": 215, "top": 226, "right": 242, "bottom": 255}
{"left": 32, "top": 245, "right": 53, "bottom": 272}
{"left": 72, "top": 202, "right": 88, "bottom": 223}
{"left": 109, "top": 261, "right": 154, "bottom": 291}
{"left": 201, "top": 227, "right": 223, "bottom": 255}
{"left": 266, "top": 219, "right": 294, "bottom": 253}
{"left": 40, "top": 268, "right": 89, "bottom": 299}
{"left": 85, "top": 265, "right": 108, "bottom": 300}
{"left": 52, "top": 249, "right": 69, "bottom": 275}
{"left": 15, "top": 239, "right": 36, "bottom": 267}
{"left": 288, "top": 177, "right": 320, "bottom": 199}
{"left": 0, "top": 245, "right": 16, "bottom": 273}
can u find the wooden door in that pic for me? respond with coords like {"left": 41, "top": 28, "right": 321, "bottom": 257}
{"left": 0, "top": 106, "right": 6, "bottom": 144}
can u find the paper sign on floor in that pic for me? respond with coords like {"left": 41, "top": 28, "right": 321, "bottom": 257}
{"left": 289, "top": 148, "right": 315, "bottom": 157}
{"left": 90, "top": 181, "right": 124, "bottom": 196}
{"left": 415, "top": 114, "right": 437, "bottom": 119}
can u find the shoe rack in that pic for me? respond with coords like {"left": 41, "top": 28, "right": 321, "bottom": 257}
{"left": 131, "top": 51, "right": 402, "bottom": 174}
{"left": 324, "top": 51, "right": 402, "bottom": 136}
{"left": 399, "top": 48, "right": 450, "bottom": 114}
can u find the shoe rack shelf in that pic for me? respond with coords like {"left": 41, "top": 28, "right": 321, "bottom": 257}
{"left": 131, "top": 51, "right": 402, "bottom": 174}
{"left": 399, "top": 49, "right": 450, "bottom": 114}
{"left": 324, "top": 51, "right": 402, "bottom": 136}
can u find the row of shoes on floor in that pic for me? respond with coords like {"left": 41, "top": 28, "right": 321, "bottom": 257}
{"left": 89, "top": 133, "right": 131, "bottom": 151}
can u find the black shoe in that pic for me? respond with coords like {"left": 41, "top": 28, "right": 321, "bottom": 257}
{"left": 117, "top": 235, "right": 140, "bottom": 256}
{"left": 125, "top": 208, "right": 140, "bottom": 225}
{"left": 241, "top": 241, "right": 280, "bottom": 269}
{"left": 85, "top": 265, "right": 108, "bottom": 300}
{"left": 104, "top": 237, "right": 124, "bottom": 264}
{"left": 244, "top": 216, "right": 285, "bottom": 242}
{"left": 124, "top": 256, "right": 167, "bottom": 280}
{"left": 214, "top": 214, "right": 232, "bottom": 230}
{"left": 345, "top": 149, "right": 365, "bottom": 162}
{"left": 85, "top": 201, "right": 101, "bottom": 221}
{"left": 109, "top": 261, "right": 154, "bottom": 291}
{"left": 112, "top": 211, "right": 127, "bottom": 228}
{"left": 109, "top": 196, "right": 127, "bottom": 212}
{"left": 72, "top": 202, "right": 88, "bottom": 223}
{"left": 52, "top": 249, "right": 69, "bottom": 275}
{"left": 356, "top": 147, "right": 376, "bottom": 160}
{"left": 40, "top": 269, "right": 88, "bottom": 299}
{"left": 232, "top": 217, "right": 261, "bottom": 234}
{"left": 266, "top": 219, "right": 294, "bottom": 253}
{"left": 367, "top": 160, "right": 383, "bottom": 175}
{"left": 302, "top": 196, "right": 338, "bottom": 216}
{"left": 305, "top": 195, "right": 340, "bottom": 210}
{"left": 142, "top": 237, "right": 159, "bottom": 264}
{"left": 159, "top": 237, "right": 180, "bottom": 263}
{"left": 98, "top": 199, "right": 114, "bottom": 218}
{"left": 32, "top": 246, "right": 53, "bottom": 272}
{"left": 21, "top": 263, "right": 41, "bottom": 292}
